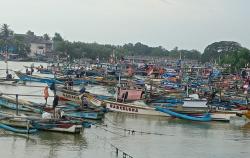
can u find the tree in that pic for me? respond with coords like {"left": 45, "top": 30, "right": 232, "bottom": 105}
{"left": 220, "top": 48, "right": 250, "bottom": 73}
{"left": 52, "top": 33, "right": 63, "bottom": 42}
{"left": 202, "top": 41, "right": 242, "bottom": 63}
{"left": 43, "top": 34, "right": 50, "bottom": 40}
{"left": 0, "top": 24, "right": 13, "bottom": 39}
{"left": 26, "top": 30, "right": 35, "bottom": 36}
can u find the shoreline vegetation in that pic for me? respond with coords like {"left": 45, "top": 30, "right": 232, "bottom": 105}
{"left": 1, "top": 23, "right": 250, "bottom": 73}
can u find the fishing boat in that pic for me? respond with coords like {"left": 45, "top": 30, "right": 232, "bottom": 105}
{"left": 103, "top": 100, "right": 167, "bottom": 116}
{"left": 0, "top": 123, "right": 37, "bottom": 134}
{"left": 56, "top": 87, "right": 84, "bottom": 103}
{"left": 31, "top": 119, "right": 83, "bottom": 134}
{"left": 0, "top": 112, "right": 84, "bottom": 134}
{"left": 61, "top": 102, "right": 105, "bottom": 120}
{"left": 0, "top": 112, "right": 37, "bottom": 134}
{"left": 87, "top": 92, "right": 209, "bottom": 117}
{"left": 209, "top": 110, "right": 241, "bottom": 122}
{"left": 14, "top": 71, "right": 62, "bottom": 84}
{"left": 0, "top": 78, "right": 19, "bottom": 83}
{"left": 117, "top": 87, "right": 145, "bottom": 101}
{"left": 0, "top": 95, "right": 43, "bottom": 113}
{"left": 55, "top": 88, "right": 105, "bottom": 120}
{"left": 155, "top": 106, "right": 212, "bottom": 122}
{"left": 63, "top": 111, "right": 103, "bottom": 120}
{"left": 39, "top": 69, "right": 53, "bottom": 74}
{"left": 56, "top": 76, "right": 90, "bottom": 85}
{"left": 57, "top": 87, "right": 105, "bottom": 106}
{"left": 0, "top": 117, "right": 33, "bottom": 128}
{"left": 207, "top": 99, "right": 247, "bottom": 121}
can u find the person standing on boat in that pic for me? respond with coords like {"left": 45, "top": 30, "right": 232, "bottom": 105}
{"left": 31, "top": 67, "right": 34, "bottom": 75}
{"left": 67, "top": 77, "right": 73, "bottom": 90}
{"left": 44, "top": 86, "right": 49, "bottom": 106}
{"left": 26, "top": 68, "right": 29, "bottom": 75}
{"left": 81, "top": 95, "right": 89, "bottom": 108}
{"left": 53, "top": 95, "right": 59, "bottom": 118}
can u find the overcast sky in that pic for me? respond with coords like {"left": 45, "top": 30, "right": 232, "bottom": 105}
{"left": 0, "top": 0, "right": 249, "bottom": 52}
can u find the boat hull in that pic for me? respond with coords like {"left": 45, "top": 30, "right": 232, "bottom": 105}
{"left": 0, "top": 96, "right": 42, "bottom": 113}
{"left": 105, "top": 101, "right": 167, "bottom": 116}
{"left": 156, "top": 107, "right": 212, "bottom": 122}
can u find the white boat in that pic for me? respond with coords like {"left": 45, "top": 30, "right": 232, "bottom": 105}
{"left": 104, "top": 100, "right": 167, "bottom": 116}
{"left": 210, "top": 110, "right": 245, "bottom": 122}
{"left": 42, "top": 124, "right": 83, "bottom": 133}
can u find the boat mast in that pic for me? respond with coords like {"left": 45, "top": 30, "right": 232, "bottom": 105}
{"left": 4, "top": 45, "right": 9, "bottom": 76}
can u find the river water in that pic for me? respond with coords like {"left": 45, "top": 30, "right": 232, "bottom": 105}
{"left": 0, "top": 61, "right": 250, "bottom": 158}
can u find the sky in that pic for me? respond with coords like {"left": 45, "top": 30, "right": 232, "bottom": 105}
{"left": 0, "top": 0, "right": 249, "bottom": 52}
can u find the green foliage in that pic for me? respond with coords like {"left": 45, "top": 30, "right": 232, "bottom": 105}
{"left": 202, "top": 41, "right": 242, "bottom": 63}
{"left": 52, "top": 33, "right": 63, "bottom": 42}
{"left": 0, "top": 24, "right": 29, "bottom": 57}
{"left": 0, "top": 24, "right": 14, "bottom": 39}
{"left": 202, "top": 41, "right": 250, "bottom": 72}
{"left": 26, "top": 30, "right": 35, "bottom": 36}
{"left": 220, "top": 48, "right": 250, "bottom": 73}
{"left": 43, "top": 34, "right": 50, "bottom": 40}
{"left": 53, "top": 40, "right": 201, "bottom": 60}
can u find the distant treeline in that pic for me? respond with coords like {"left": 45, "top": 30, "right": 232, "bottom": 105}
{"left": 1, "top": 23, "right": 250, "bottom": 72}
{"left": 53, "top": 33, "right": 201, "bottom": 60}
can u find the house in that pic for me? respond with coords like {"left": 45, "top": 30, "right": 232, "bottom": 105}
{"left": 29, "top": 39, "right": 53, "bottom": 57}
{"left": 15, "top": 32, "right": 53, "bottom": 57}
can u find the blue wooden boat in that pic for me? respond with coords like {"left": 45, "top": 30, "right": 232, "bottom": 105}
{"left": 62, "top": 102, "right": 105, "bottom": 120}
{"left": 0, "top": 96, "right": 43, "bottom": 113}
{"left": 55, "top": 77, "right": 91, "bottom": 85}
{"left": 0, "top": 123, "right": 37, "bottom": 134}
{"left": 15, "top": 71, "right": 62, "bottom": 84}
{"left": 63, "top": 111, "right": 104, "bottom": 120}
{"left": 39, "top": 69, "right": 52, "bottom": 74}
{"left": 72, "top": 79, "right": 89, "bottom": 85}
{"left": 155, "top": 106, "right": 212, "bottom": 122}
{"left": 150, "top": 98, "right": 184, "bottom": 104}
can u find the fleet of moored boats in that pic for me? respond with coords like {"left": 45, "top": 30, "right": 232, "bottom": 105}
{"left": 0, "top": 61, "right": 250, "bottom": 134}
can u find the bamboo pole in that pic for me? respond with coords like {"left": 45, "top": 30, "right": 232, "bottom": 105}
{"left": 16, "top": 94, "right": 19, "bottom": 116}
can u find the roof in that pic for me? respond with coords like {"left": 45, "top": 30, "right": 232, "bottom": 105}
{"left": 14, "top": 34, "right": 52, "bottom": 44}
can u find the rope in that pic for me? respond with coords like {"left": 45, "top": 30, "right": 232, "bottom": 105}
{"left": 90, "top": 128, "right": 134, "bottom": 158}
{"left": 92, "top": 124, "right": 126, "bottom": 138}
{"left": 104, "top": 116, "right": 167, "bottom": 136}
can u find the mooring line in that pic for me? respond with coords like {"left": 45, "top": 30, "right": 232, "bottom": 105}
{"left": 104, "top": 116, "right": 167, "bottom": 136}
{"left": 90, "top": 129, "right": 135, "bottom": 158}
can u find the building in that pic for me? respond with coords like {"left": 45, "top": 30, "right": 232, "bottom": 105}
{"left": 15, "top": 32, "right": 53, "bottom": 57}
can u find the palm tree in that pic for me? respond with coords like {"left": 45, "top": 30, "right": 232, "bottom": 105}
{"left": 0, "top": 24, "right": 13, "bottom": 40}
